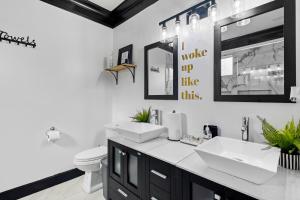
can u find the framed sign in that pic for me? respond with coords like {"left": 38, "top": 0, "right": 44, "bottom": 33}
{"left": 118, "top": 44, "right": 133, "bottom": 65}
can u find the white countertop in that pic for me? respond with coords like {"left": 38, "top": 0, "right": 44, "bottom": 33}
{"left": 109, "top": 136, "right": 300, "bottom": 200}
{"left": 147, "top": 139, "right": 196, "bottom": 165}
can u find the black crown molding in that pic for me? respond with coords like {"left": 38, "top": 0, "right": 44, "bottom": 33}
{"left": 40, "top": 0, "right": 159, "bottom": 28}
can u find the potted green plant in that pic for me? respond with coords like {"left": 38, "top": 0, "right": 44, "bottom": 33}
{"left": 258, "top": 116, "right": 300, "bottom": 170}
{"left": 131, "top": 107, "right": 151, "bottom": 123}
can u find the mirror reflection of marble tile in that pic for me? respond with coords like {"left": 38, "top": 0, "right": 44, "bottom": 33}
{"left": 221, "top": 39, "right": 284, "bottom": 95}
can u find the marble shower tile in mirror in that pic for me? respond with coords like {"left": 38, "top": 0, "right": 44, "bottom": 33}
{"left": 221, "top": 38, "right": 284, "bottom": 95}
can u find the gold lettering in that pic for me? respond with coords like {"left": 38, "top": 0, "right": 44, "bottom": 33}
{"left": 182, "top": 64, "right": 193, "bottom": 73}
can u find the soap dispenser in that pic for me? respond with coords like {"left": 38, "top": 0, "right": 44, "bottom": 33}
{"left": 203, "top": 125, "right": 218, "bottom": 139}
{"left": 203, "top": 125, "right": 212, "bottom": 139}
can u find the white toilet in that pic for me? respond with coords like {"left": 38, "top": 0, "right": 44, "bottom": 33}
{"left": 74, "top": 146, "right": 107, "bottom": 193}
{"left": 74, "top": 125, "right": 119, "bottom": 194}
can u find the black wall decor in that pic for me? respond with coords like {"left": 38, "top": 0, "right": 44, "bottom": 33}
{"left": 118, "top": 44, "right": 133, "bottom": 65}
{"left": 40, "top": 0, "right": 159, "bottom": 28}
{"left": 0, "top": 30, "right": 37, "bottom": 48}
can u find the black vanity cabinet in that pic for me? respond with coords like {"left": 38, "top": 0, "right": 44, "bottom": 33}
{"left": 108, "top": 140, "right": 257, "bottom": 200}
{"left": 182, "top": 171, "right": 257, "bottom": 200}
{"left": 108, "top": 140, "right": 146, "bottom": 200}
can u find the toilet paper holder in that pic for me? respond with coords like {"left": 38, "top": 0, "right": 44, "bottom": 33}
{"left": 45, "top": 127, "right": 61, "bottom": 142}
{"left": 45, "top": 126, "right": 56, "bottom": 135}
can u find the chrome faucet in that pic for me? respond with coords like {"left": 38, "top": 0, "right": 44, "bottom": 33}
{"left": 241, "top": 117, "right": 249, "bottom": 141}
{"left": 150, "top": 109, "right": 162, "bottom": 125}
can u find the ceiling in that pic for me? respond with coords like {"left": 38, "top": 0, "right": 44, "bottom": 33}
{"left": 88, "top": 0, "right": 125, "bottom": 11}
{"left": 40, "top": 0, "right": 159, "bottom": 28}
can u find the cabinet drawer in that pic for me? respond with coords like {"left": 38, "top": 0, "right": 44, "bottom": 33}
{"left": 149, "top": 184, "right": 170, "bottom": 200}
{"left": 149, "top": 158, "right": 171, "bottom": 192}
{"left": 109, "top": 178, "right": 139, "bottom": 200}
{"left": 109, "top": 191, "right": 123, "bottom": 200}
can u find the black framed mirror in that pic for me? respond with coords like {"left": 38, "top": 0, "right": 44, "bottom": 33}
{"left": 144, "top": 36, "right": 178, "bottom": 100}
{"left": 214, "top": 0, "right": 296, "bottom": 103}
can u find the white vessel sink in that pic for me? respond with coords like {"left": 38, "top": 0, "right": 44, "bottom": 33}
{"left": 194, "top": 136, "right": 280, "bottom": 184}
{"left": 115, "top": 122, "right": 166, "bottom": 143}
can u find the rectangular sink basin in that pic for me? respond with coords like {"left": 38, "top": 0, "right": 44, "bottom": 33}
{"left": 115, "top": 122, "right": 166, "bottom": 143}
{"left": 194, "top": 136, "right": 280, "bottom": 184}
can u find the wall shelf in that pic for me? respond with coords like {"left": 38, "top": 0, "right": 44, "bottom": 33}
{"left": 105, "top": 64, "right": 136, "bottom": 85}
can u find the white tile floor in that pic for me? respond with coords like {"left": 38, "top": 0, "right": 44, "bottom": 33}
{"left": 19, "top": 176, "right": 105, "bottom": 200}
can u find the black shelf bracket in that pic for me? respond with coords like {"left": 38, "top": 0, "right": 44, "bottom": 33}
{"left": 105, "top": 65, "right": 136, "bottom": 85}
{"left": 125, "top": 66, "right": 136, "bottom": 83}
{"left": 108, "top": 71, "right": 119, "bottom": 85}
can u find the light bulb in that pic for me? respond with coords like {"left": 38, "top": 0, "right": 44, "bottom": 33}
{"left": 190, "top": 13, "right": 200, "bottom": 30}
{"left": 175, "top": 17, "right": 181, "bottom": 35}
{"left": 209, "top": 4, "right": 218, "bottom": 22}
{"left": 162, "top": 24, "right": 167, "bottom": 40}
{"left": 233, "top": 0, "right": 241, "bottom": 13}
{"left": 175, "top": 21, "right": 181, "bottom": 35}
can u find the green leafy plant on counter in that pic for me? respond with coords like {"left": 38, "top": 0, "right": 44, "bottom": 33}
{"left": 131, "top": 107, "right": 151, "bottom": 123}
{"left": 257, "top": 116, "right": 300, "bottom": 154}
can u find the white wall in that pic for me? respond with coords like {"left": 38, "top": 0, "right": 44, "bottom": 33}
{"left": 112, "top": 0, "right": 300, "bottom": 142}
{"left": 0, "top": 0, "right": 113, "bottom": 192}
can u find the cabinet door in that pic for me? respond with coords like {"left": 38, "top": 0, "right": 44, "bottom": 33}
{"left": 123, "top": 147, "right": 146, "bottom": 197}
{"left": 183, "top": 172, "right": 225, "bottom": 200}
{"left": 109, "top": 141, "right": 125, "bottom": 184}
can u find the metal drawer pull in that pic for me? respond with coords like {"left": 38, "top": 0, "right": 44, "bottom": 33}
{"left": 151, "top": 170, "right": 167, "bottom": 179}
{"left": 151, "top": 197, "right": 158, "bottom": 200}
{"left": 137, "top": 152, "right": 142, "bottom": 156}
{"left": 118, "top": 189, "right": 128, "bottom": 198}
{"left": 122, "top": 152, "right": 126, "bottom": 156}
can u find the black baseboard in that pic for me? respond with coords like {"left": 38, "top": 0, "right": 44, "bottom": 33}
{"left": 0, "top": 169, "right": 84, "bottom": 200}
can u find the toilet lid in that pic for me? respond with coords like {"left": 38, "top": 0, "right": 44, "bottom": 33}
{"left": 75, "top": 146, "right": 107, "bottom": 162}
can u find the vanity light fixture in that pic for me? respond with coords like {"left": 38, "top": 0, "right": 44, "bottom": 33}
{"left": 161, "top": 23, "right": 168, "bottom": 40}
{"left": 175, "top": 16, "right": 181, "bottom": 35}
{"left": 236, "top": 18, "right": 251, "bottom": 26}
{"left": 159, "top": 0, "right": 216, "bottom": 39}
{"left": 209, "top": 4, "right": 218, "bottom": 22}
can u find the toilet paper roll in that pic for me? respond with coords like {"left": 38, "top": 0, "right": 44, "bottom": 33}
{"left": 46, "top": 130, "right": 61, "bottom": 142}
{"left": 165, "top": 112, "right": 183, "bottom": 141}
